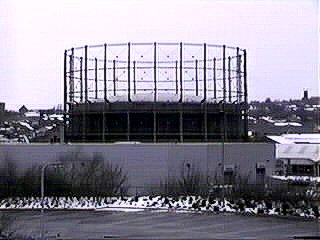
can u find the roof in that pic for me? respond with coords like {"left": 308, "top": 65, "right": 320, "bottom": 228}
{"left": 19, "top": 105, "right": 28, "bottom": 112}
{"left": 267, "top": 134, "right": 320, "bottom": 162}
{"left": 25, "top": 111, "right": 40, "bottom": 118}
{"left": 266, "top": 133, "right": 320, "bottom": 144}
{"left": 276, "top": 144, "right": 320, "bottom": 162}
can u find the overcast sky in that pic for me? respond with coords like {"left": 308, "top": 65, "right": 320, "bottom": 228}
{"left": 0, "top": 0, "right": 318, "bottom": 110}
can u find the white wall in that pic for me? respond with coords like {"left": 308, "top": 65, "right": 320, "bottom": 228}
{"left": 0, "top": 143, "right": 275, "bottom": 188}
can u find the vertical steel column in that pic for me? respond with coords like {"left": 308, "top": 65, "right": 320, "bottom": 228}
{"left": 128, "top": 42, "right": 131, "bottom": 102}
{"left": 127, "top": 112, "right": 130, "bottom": 141}
{"left": 175, "top": 60, "right": 178, "bottom": 94}
{"left": 63, "top": 50, "right": 67, "bottom": 143}
{"left": 154, "top": 42, "right": 157, "bottom": 102}
{"left": 213, "top": 57, "right": 216, "bottom": 99}
{"left": 153, "top": 111, "right": 157, "bottom": 142}
{"left": 102, "top": 110, "right": 105, "bottom": 142}
{"left": 244, "top": 50, "right": 248, "bottom": 108}
{"left": 236, "top": 47, "right": 241, "bottom": 103}
{"left": 104, "top": 43, "right": 108, "bottom": 102}
{"left": 64, "top": 50, "right": 67, "bottom": 109}
{"left": 204, "top": 103, "right": 208, "bottom": 142}
{"left": 69, "top": 48, "right": 74, "bottom": 103}
{"left": 202, "top": 43, "right": 207, "bottom": 103}
{"left": 82, "top": 107, "right": 86, "bottom": 142}
{"left": 243, "top": 49, "right": 248, "bottom": 139}
{"left": 228, "top": 56, "right": 231, "bottom": 102}
{"left": 223, "top": 101, "right": 227, "bottom": 140}
{"left": 243, "top": 50, "right": 248, "bottom": 104}
{"left": 179, "top": 42, "right": 183, "bottom": 140}
{"left": 133, "top": 61, "right": 136, "bottom": 94}
{"left": 82, "top": 46, "right": 88, "bottom": 143}
{"left": 220, "top": 98, "right": 227, "bottom": 141}
{"left": 195, "top": 59, "right": 198, "bottom": 96}
{"left": 179, "top": 42, "right": 183, "bottom": 102}
{"left": 222, "top": 45, "right": 226, "bottom": 102}
{"left": 113, "top": 60, "right": 116, "bottom": 96}
{"left": 221, "top": 100, "right": 226, "bottom": 196}
{"left": 236, "top": 48, "right": 241, "bottom": 138}
{"left": 80, "top": 57, "right": 83, "bottom": 102}
{"left": 180, "top": 110, "right": 183, "bottom": 142}
{"left": 83, "top": 46, "right": 88, "bottom": 142}
{"left": 203, "top": 44, "right": 207, "bottom": 140}
{"left": 239, "top": 55, "right": 242, "bottom": 101}
{"left": 224, "top": 103, "right": 228, "bottom": 142}
{"left": 95, "top": 58, "right": 98, "bottom": 99}
{"left": 84, "top": 45, "right": 88, "bottom": 102}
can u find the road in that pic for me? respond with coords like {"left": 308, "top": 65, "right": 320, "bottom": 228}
{"left": 6, "top": 210, "right": 320, "bottom": 239}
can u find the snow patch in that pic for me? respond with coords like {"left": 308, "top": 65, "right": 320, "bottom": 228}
{"left": 271, "top": 175, "right": 320, "bottom": 183}
{"left": 18, "top": 121, "right": 34, "bottom": 131}
{"left": 0, "top": 195, "right": 318, "bottom": 219}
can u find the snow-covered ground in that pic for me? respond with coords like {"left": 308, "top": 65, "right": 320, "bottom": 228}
{"left": 272, "top": 175, "right": 320, "bottom": 183}
{"left": 0, "top": 195, "right": 318, "bottom": 219}
{"left": 18, "top": 121, "right": 34, "bottom": 131}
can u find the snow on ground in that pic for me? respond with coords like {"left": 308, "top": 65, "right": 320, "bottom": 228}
{"left": 45, "top": 126, "right": 54, "bottom": 130}
{"left": 274, "top": 122, "right": 302, "bottom": 127}
{"left": 271, "top": 175, "right": 320, "bottom": 183}
{"left": 49, "top": 114, "right": 64, "bottom": 121}
{"left": 0, "top": 195, "right": 318, "bottom": 219}
{"left": 18, "top": 121, "right": 34, "bottom": 131}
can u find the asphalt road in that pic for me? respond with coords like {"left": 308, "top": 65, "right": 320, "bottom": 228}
{"left": 5, "top": 210, "right": 320, "bottom": 239}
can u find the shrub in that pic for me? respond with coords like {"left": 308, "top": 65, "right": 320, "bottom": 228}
{"left": 160, "top": 161, "right": 208, "bottom": 197}
{"left": 0, "top": 151, "right": 129, "bottom": 198}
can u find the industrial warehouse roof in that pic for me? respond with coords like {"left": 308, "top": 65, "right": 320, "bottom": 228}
{"left": 266, "top": 133, "right": 320, "bottom": 144}
{"left": 275, "top": 144, "right": 320, "bottom": 162}
{"left": 266, "top": 134, "right": 320, "bottom": 162}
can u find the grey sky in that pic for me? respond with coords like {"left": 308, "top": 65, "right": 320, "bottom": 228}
{"left": 0, "top": 0, "right": 318, "bottom": 110}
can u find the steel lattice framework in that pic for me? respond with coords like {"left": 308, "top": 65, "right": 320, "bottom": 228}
{"left": 64, "top": 42, "right": 248, "bottom": 143}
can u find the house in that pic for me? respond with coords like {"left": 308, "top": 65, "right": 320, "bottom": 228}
{"left": 19, "top": 105, "right": 28, "bottom": 114}
{"left": 24, "top": 111, "right": 40, "bottom": 126}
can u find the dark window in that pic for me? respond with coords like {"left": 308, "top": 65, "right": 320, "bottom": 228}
{"left": 256, "top": 167, "right": 265, "bottom": 175}
{"left": 291, "top": 165, "right": 313, "bottom": 176}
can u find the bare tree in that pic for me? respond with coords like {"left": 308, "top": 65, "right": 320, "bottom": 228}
{"left": 58, "top": 150, "right": 129, "bottom": 196}
{"left": 20, "top": 164, "right": 40, "bottom": 197}
{"left": 0, "top": 150, "right": 129, "bottom": 198}
{"left": 0, "top": 153, "right": 18, "bottom": 198}
{"left": 161, "top": 161, "right": 207, "bottom": 197}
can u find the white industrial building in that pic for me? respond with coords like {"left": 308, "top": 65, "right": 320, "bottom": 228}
{"left": 267, "top": 134, "right": 320, "bottom": 181}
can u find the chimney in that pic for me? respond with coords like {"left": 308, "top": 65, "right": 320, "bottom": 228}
{"left": 302, "top": 89, "right": 308, "bottom": 101}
